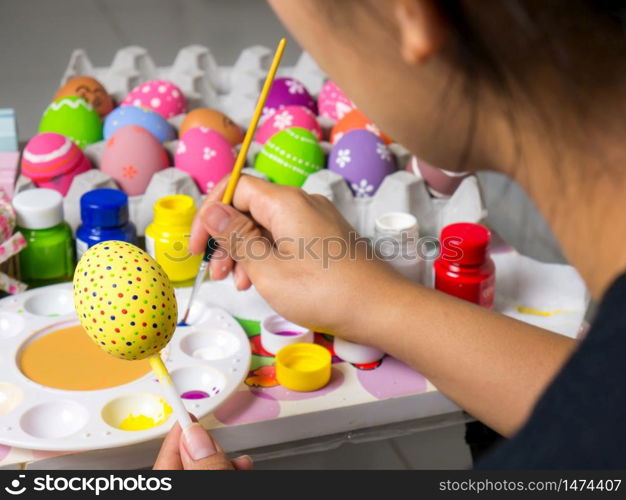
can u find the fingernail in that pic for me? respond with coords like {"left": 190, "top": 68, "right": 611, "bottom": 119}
{"left": 204, "top": 204, "right": 231, "bottom": 233}
{"left": 183, "top": 423, "right": 217, "bottom": 460}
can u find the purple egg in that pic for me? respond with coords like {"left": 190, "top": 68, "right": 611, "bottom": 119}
{"left": 262, "top": 77, "right": 317, "bottom": 120}
{"left": 328, "top": 129, "right": 396, "bottom": 197}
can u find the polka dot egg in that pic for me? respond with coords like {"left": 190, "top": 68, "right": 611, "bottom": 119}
{"left": 73, "top": 241, "right": 178, "bottom": 361}
{"left": 122, "top": 79, "right": 186, "bottom": 119}
{"left": 318, "top": 80, "right": 355, "bottom": 121}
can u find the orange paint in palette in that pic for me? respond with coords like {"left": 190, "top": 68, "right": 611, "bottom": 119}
{"left": 19, "top": 324, "right": 151, "bottom": 391}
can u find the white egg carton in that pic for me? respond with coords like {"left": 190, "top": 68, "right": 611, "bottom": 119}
{"left": 0, "top": 282, "right": 250, "bottom": 451}
{"left": 15, "top": 44, "right": 484, "bottom": 239}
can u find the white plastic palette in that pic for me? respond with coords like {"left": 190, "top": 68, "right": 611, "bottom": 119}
{"left": 0, "top": 282, "right": 250, "bottom": 451}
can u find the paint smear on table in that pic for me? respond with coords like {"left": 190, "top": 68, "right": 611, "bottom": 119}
{"left": 19, "top": 324, "right": 151, "bottom": 391}
{"left": 516, "top": 306, "right": 564, "bottom": 317}
{"left": 118, "top": 402, "right": 172, "bottom": 431}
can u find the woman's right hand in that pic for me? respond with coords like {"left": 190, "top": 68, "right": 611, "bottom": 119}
{"left": 189, "top": 175, "right": 404, "bottom": 341}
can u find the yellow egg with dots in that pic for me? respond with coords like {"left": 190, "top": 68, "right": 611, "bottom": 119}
{"left": 73, "top": 241, "right": 178, "bottom": 361}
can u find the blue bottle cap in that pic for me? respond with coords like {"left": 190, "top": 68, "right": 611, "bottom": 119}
{"left": 80, "top": 188, "right": 129, "bottom": 228}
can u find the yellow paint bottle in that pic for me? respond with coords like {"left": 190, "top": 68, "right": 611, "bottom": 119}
{"left": 145, "top": 195, "right": 202, "bottom": 284}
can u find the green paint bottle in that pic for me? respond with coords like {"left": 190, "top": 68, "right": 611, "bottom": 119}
{"left": 13, "top": 188, "right": 74, "bottom": 287}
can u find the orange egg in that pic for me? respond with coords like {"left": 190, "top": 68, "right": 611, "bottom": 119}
{"left": 330, "top": 108, "right": 392, "bottom": 145}
{"left": 179, "top": 108, "right": 244, "bottom": 146}
{"left": 54, "top": 76, "right": 114, "bottom": 117}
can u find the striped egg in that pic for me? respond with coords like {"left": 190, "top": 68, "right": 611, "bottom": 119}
{"left": 73, "top": 241, "right": 178, "bottom": 361}
{"left": 21, "top": 132, "right": 91, "bottom": 196}
{"left": 254, "top": 127, "right": 325, "bottom": 187}
{"left": 38, "top": 96, "right": 103, "bottom": 149}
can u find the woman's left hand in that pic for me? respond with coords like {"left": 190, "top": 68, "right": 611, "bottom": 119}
{"left": 153, "top": 421, "right": 253, "bottom": 470}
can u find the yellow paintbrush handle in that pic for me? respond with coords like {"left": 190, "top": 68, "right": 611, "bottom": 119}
{"left": 149, "top": 354, "right": 192, "bottom": 430}
{"left": 222, "top": 37, "right": 287, "bottom": 205}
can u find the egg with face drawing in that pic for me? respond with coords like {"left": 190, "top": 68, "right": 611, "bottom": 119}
{"left": 73, "top": 240, "right": 178, "bottom": 361}
{"left": 54, "top": 76, "right": 114, "bottom": 117}
{"left": 101, "top": 125, "right": 169, "bottom": 196}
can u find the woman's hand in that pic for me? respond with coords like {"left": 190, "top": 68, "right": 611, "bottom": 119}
{"left": 153, "top": 421, "right": 252, "bottom": 470}
{"left": 189, "top": 175, "right": 403, "bottom": 341}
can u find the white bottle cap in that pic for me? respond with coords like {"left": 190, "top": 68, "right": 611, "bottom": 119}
{"left": 333, "top": 337, "right": 384, "bottom": 365}
{"left": 375, "top": 212, "right": 419, "bottom": 240}
{"left": 13, "top": 188, "right": 64, "bottom": 230}
{"left": 261, "top": 314, "right": 314, "bottom": 356}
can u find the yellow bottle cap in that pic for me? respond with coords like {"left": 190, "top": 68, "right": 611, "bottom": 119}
{"left": 275, "top": 343, "right": 331, "bottom": 392}
{"left": 153, "top": 195, "right": 196, "bottom": 227}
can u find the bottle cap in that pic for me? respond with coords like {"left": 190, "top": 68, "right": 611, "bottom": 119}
{"left": 261, "top": 314, "right": 313, "bottom": 356}
{"left": 153, "top": 195, "right": 196, "bottom": 227}
{"left": 80, "top": 188, "right": 129, "bottom": 228}
{"left": 333, "top": 337, "right": 385, "bottom": 365}
{"left": 13, "top": 188, "right": 64, "bottom": 230}
{"left": 440, "top": 222, "right": 491, "bottom": 266}
{"left": 375, "top": 212, "right": 419, "bottom": 241}
{"left": 275, "top": 343, "right": 331, "bottom": 392}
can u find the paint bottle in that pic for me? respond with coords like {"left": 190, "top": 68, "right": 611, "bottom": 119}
{"left": 374, "top": 212, "right": 423, "bottom": 284}
{"left": 13, "top": 188, "right": 74, "bottom": 287}
{"left": 145, "top": 195, "right": 202, "bottom": 284}
{"left": 76, "top": 188, "right": 137, "bottom": 259}
{"left": 434, "top": 222, "right": 495, "bottom": 308}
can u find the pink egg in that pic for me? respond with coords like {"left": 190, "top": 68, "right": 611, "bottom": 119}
{"left": 255, "top": 105, "right": 322, "bottom": 145}
{"left": 101, "top": 125, "right": 169, "bottom": 196}
{"left": 21, "top": 132, "right": 91, "bottom": 196}
{"left": 174, "top": 127, "right": 235, "bottom": 194}
{"left": 122, "top": 79, "right": 186, "bottom": 119}
{"left": 318, "top": 80, "right": 355, "bottom": 121}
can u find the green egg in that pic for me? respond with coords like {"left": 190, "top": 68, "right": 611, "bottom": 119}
{"left": 254, "top": 127, "right": 325, "bottom": 187}
{"left": 39, "top": 96, "right": 103, "bottom": 148}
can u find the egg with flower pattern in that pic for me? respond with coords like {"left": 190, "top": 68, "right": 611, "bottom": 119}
{"left": 73, "top": 241, "right": 178, "bottom": 361}
{"left": 328, "top": 129, "right": 396, "bottom": 198}
{"left": 101, "top": 125, "right": 169, "bottom": 196}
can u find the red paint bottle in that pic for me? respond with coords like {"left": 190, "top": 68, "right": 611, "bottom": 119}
{"left": 434, "top": 223, "right": 495, "bottom": 308}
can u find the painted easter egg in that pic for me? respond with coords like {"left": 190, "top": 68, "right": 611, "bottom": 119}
{"left": 174, "top": 127, "right": 235, "bottom": 194}
{"left": 262, "top": 77, "right": 317, "bottom": 120}
{"left": 406, "top": 156, "right": 469, "bottom": 197}
{"left": 54, "top": 76, "right": 114, "bottom": 117}
{"left": 21, "top": 132, "right": 91, "bottom": 196}
{"left": 179, "top": 108, "right": 244, "bottom": 146}
{"left": 254, "top": 127, "right": 325, "bottom": 187}
{"left": 328, "top": 129, "right": 396, "bottom": 198}
{"left": 318, "top": 80, "right": 355, "bottom": 121}
{"left": 39, "top": 96, "right": 103, "bottom": 149}
{"left": 101, "top": 125, "right": 169, "bottom": 196}
{"left": 104, "top": 106, "right": 175, "bottom": 143}
{"left": 73, "top": 240, "right": 178, "bottom": 361}
{"left": 330, "top": 108, "right": 392, "bottom": 145}
{"left": 255, "top": 105, "right": 322, "bottom": 145}
{"left": 122, "top": 79, "right": 186, "bottom": 119}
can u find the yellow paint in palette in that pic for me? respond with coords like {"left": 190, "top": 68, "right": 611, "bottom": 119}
{"left": 118, "top": 400, "right": 172, "bottom": 431}
{"left": 516, "top": 306, "right": 565, "bottom": 317}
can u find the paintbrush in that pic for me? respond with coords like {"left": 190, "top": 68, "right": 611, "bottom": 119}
{"left": 180, "top": 37, "right": 288, "bottom": 326}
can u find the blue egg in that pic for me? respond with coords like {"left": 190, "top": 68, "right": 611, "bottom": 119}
{"left": 104, "top": 105, "right": 175, "bottom": 143}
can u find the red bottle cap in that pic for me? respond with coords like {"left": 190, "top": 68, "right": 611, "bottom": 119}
{"left": 440, "top": 223, "right": 491, "bottom": 266}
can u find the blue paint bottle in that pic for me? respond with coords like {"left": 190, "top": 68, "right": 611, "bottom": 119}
{"left": 76, "top": 188, "right": 137, "bottom": 259}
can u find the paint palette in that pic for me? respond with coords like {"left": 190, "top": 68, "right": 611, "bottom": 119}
{"left": 0, "top": 283, "right": 250, "bottom": 451}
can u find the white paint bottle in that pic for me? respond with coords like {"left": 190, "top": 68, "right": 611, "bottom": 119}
{"left": 374, "top": 212, "right": 423, "bottom": 284}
